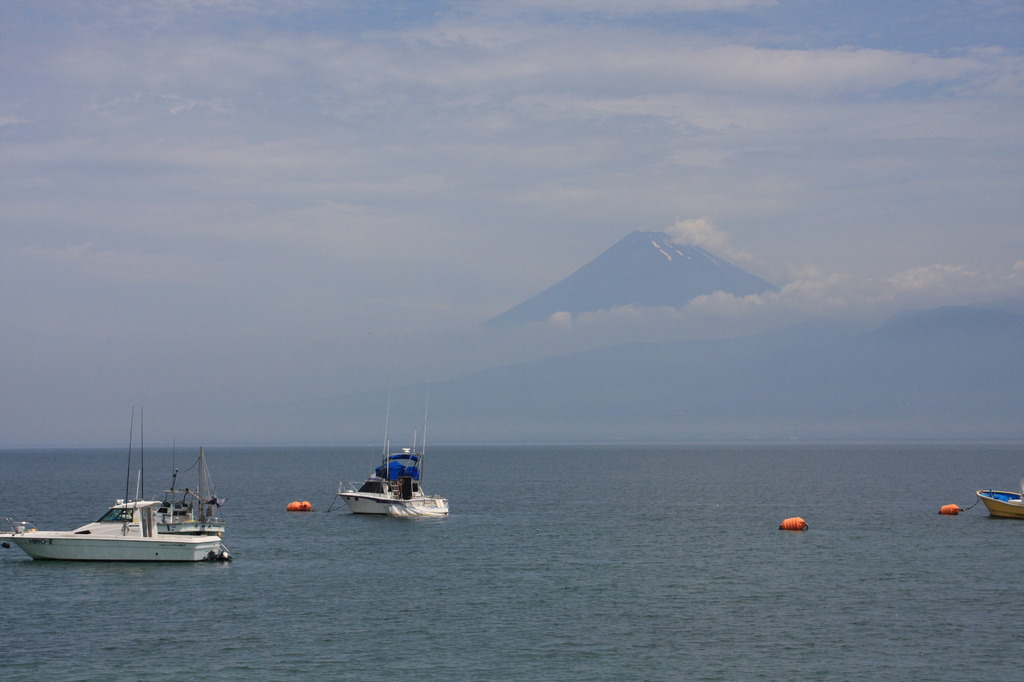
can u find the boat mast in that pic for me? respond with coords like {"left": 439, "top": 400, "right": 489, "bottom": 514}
{"left": 138, "top": 407, "right": 145, "bottom": 500}
{"left": 122, "top": 407, "right": 136, "bottom": 536}
{"left": 382, "top": 385, "right": 393, "bottom": 475}
{"left": 420, "top": 385, "right": 430, "bottom": 478}
{"left": 198, "top": 447, "right": 212, "bottom": 523}
{"left": 197, "top": 447, "right": 206, "bottom": 522}
{"left": 421, "top": 387, "right": 429, "bottom": 456}
{"left": 124, "top": 407, "right": 135, "bottom": 507}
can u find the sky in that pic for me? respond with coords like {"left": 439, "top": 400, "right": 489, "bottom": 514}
{"left": 2, "top": 0, "right": 1022, "bottom": 446}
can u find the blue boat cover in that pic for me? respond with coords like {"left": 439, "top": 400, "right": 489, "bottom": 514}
{"left": 388, "top": 454, "right": 419, "bottom": 462}
{"left": 374, "top": 454, "right": 421, "bottom": 480}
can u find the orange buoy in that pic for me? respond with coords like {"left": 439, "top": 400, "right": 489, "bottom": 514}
{"left": 779, "top": 517, "right": 808, "bottom": 531}
{"left": 286, "top": 501, "right": 311, "bottom": 512}
{"left": 938, "top": 504, "right": 960, "bottom": 515}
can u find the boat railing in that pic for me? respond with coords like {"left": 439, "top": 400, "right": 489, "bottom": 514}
{"left": 2, "top": 517, "right": 35, "bottom": 534}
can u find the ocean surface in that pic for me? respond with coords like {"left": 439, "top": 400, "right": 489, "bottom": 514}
{"left": 1, "top": 443, "right": 1021, "bottom": 680}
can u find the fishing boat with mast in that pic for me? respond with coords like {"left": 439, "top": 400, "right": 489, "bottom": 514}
{"left": 156, "top": 446, "right": 226, "bottom": 535}
{"left": 332, "top": 392, "right": 449, "bottom": 517}
{"left": 0, "top": 410, "right": 231, "bottom": 561}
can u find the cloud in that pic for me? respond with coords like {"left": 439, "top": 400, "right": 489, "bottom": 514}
{"left": 887, "top": 264, "right": 973, "bottom": 292}
{"left": 686, "top": 46, "right": 987, "bottom": 96}
{"left": 388, "top": 22, "right": 1006, "bottom": 100}
{"left": 664, "top": 217, "right": 760, "bottom": 267}
{"left": 15, "top": 243, "right": 205, "bottom": 285}
{"left": 528, "top": 258, "right": 1024, "bottom": 341}
{"left": 547, "top": 311, "right": 574, "bottom": 328}
{"left": 884, "top": 262, "right": 1024, "bottom": 302}
{"left": 665, "top": 217, "right": 729, "bottom": 251}
{"left": 682, "top": 260, "right": 1024, "bottom": 323}
{"left": 472, "top": 0, "right": 777, "bottom": 17}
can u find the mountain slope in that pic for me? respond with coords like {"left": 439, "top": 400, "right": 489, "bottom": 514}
{"left": 461, "top": 305, "right": 1024, "bottom": 441}
{"left": 485, "top": 230, "right": 777, "bottom": 326}
{"left": 273, "top": 305, "right": 1024, "bottom": 443}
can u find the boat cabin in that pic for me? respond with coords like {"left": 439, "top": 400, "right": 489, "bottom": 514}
{"left": 358, "top": 479, "right": 389, "bottom": 494}
{"left": 77, "top": 500, "right": 162, "bottom": 538}
{"left": 357, "top": 476, "right": 422, "bottom": 500}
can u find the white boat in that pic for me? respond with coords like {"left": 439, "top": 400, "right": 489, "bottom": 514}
{"left": 976, "top": 488, "right": 1024, "bottom": 519}
{"left": 336, "top": 449, "right": 449, "bottom": 516}
{"left": 1, "top": 500, "right": 231, "bottom": 562}
{"left": 156, "top": 447, "right": 226, "bottom": 535}
{"left": 332, "top": 392, "right": 449, "bottom": 517}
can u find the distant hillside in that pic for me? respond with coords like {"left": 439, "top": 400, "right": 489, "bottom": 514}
{"left": 275, "top": 305, "right": 1024, "bottom": 443}
{"left": 486, "top": 230, "right": 777, "bottom": 326}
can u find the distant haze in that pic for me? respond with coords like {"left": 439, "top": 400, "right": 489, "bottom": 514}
{"left": 258, "top": 304, "right": 1024, "bottom": 445}
{"left": 1, "top": 2, "right": 1022, "bottom": 447}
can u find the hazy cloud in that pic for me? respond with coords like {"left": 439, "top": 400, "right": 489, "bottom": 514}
{"left": 1, "top": 0, "right": 1021, "bottom": 445}
{"left": 491, "top": 0, "right": 777, "bottom": 12}
{"left": 663, "top": 217, "right": 761, "bottom": 266}
{"left": 528, "top": 255, "right": 1024, "bottom": 339}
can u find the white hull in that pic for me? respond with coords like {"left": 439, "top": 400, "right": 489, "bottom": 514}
{"left": 1, "top": 532, "right": 228, "bottom": 562}
{"left": 340, "top": 492, "right": 449, "bottom": 517}
{"left": 1, "top": 499, "right": 231, "bottom": 562}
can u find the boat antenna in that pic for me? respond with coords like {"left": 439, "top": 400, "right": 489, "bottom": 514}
{"left": 198, "top": 446, "right": 213, "bottom": 522}
{"left": 139, "top": 406, "right": 145, "bottom": 500}
{"left": 167, "top": 437, "right": 177, "bottom": 502}
{"left": 420, "top": 384, "right": 430, "bottom": 477}
{"left": 382, "top": 384, "right": 393, "bottom": 472}
{"left": 124, "top": 407, "right": 135, "bottom": 507}
{"left": 421, "top": 384, "right": 430, "bottom": 457}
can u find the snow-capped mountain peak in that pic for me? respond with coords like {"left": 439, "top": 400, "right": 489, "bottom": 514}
{"left": 485, "top": 230, "right": 776, "bottom": 326}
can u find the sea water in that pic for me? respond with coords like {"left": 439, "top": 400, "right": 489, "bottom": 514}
{"left": 1, "top": 444, "right": 1021, "bottom": 680}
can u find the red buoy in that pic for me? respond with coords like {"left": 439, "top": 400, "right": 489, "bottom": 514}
{"left": 286, "top": 501, "right": 312, "bottom": 512}
{"left": 779, "top": 517, "right": 808, "bottom": 531}
{"left": 938, "top": 504, "right": 960, "bottom": 515}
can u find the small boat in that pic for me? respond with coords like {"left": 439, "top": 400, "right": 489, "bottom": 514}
{"left": 336, "top": 449, "right": 449, "bottom": 516}
{"left": 976, "top": 488, "right": 1024, "bottom": 519}
{"left": 156, "top": 447, "right": 226, "bottom": 535}
{"left": 332, "top": 391, "right": 449, "bottom": 517}
{"left": 1, "top": 500, "right": 231, "bottom": 562}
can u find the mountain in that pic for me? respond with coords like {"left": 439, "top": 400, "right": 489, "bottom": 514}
{"left": 266, "top": 305, "right": 1024, "bottom": 444}
{"left": 485, "top": 230, "right": 778, "bottom": 326}
{"left": 459, "top": 305, "right": 1024, "bottom": 441}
